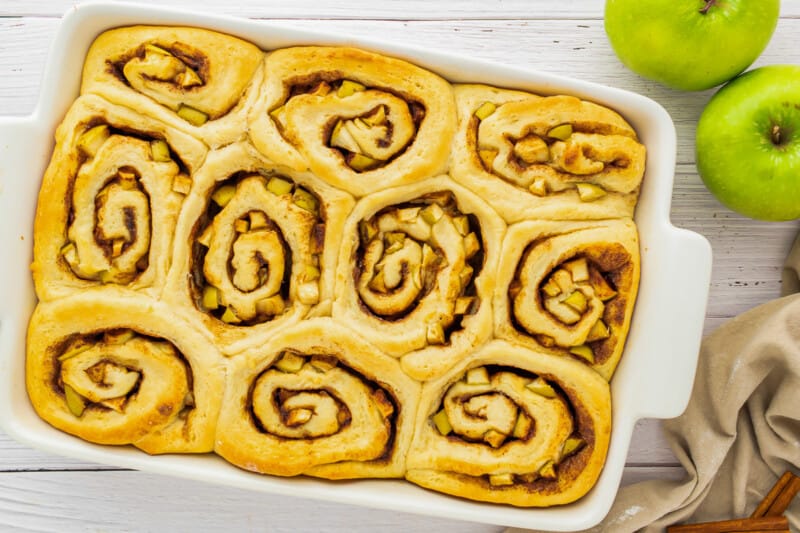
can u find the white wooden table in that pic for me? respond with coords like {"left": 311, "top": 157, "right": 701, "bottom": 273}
{"left": 1, "top": 1, "right": 799, "bottom": 530}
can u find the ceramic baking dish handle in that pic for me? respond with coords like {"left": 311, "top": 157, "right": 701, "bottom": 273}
{"left": 634, "top": 226, "right": 712, "bottom": 420}
{"left": 0, "top": 116, "right": 48, "bottom": 320}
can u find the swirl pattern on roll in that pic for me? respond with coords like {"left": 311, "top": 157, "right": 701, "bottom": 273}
{"left": 405, "top": 340, "right": 610, "bottom": 507}
{"left": 450, "top": 84, "right": 646, "bottom": 223}
{"left": 494, "top": 219, "right": 640, "bottom": 380}
{"left": 333, "top": 176, "right": 505, "bottom": 380}
{"left": 248, "top": 46, "right": 456, "bottom": 196}
{"left": 215, "top": 319, "right": 418, "bottom": 478}
{"left": 32, "top": 95, "right": 206, "bottom": 302}
{"left": 81, "top": 26, "right": 264, "bottom": 147}
{"left": 25, "top": 291, "right": 222, "bottom": 453}
{"left": 164, "top": 142, "right": 353, "bottom": 355}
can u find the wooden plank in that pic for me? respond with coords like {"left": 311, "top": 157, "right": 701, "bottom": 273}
{"left": 0, "top": 470, "right": 502, "bottom": 532}
{"left": 3, "top": 0, "right": 800, "bottom": 19}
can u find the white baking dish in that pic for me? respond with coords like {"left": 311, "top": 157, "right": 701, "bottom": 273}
{"left": 0, "top": 2, "right": 712, "bottom": 530}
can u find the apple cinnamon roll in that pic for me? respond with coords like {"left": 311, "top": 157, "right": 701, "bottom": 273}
{"left": 405, "top": 340, "right": 611, "bottom": 507}
{"left": 248, "top": 46, "right": 456, "bottom": 196}
{"left": 81, "top": 26, "right": 263, "bottom": 148}
{"left": 215, "top": 318, "right": 418, "bottom": 479}
{"left": 164, "top": 142, "right": 354, "bottom": 355}
{"left": 332, "top": 176, "right": 505, "bottom": 381}
{"left": 26, "top": 290, "right": 222, "bottom": 454}
{"left": 32, "top": 95, "right": 206, "bottom": 302}
{"left": 494, "top": 219, "right": 640, "bottom": 380}
{"left": 450, "top": 84, "right": 646, "bottom": 223}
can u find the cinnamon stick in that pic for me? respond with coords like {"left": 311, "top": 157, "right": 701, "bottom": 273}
{"left": 666, "top": 515, "right": 789, "bottom": 532}
{"left": 751, "top": 471, "right": 800, "bottom": 518}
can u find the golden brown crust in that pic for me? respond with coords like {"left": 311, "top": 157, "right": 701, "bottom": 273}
{"left": 81, "top": 26, "right": 263, "bottom": 147}
{"left": 27, "top": 28, "right": 645, "bottom": 508}
{"left": 26, "top": 289, "right": 223, "bottom": 453}
{"left": 493, "top": 219, "right": 640, "bottom": 380}
{"left": 450, "top": 84, "right": 646, "bottom": 223}
{"left": 214, "top": 318, "right": 419, "bottom": 479}
{"left": 248, "top": 46, "right": 456, "bottom": 196}
{"left": 405, "top": 340, "right": 611, "bottom": 507}
{"left": 32, "top": 94, "right": 207, "bottom": 303}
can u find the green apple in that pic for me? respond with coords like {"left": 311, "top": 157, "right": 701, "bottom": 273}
{"left": 605, "top": 0, "right": 779, "bottom": 91}
{"left": 696, "top": 65, "right": 800, "bottom": 221}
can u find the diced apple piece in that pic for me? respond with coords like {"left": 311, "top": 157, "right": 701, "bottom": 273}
{"left": 563, "top": 257, "right": 589, "bottom": 282}
{"left": 489, "top": 473, "right": 514, "bottom": 486}
{"left": 420, "top": 203, "right": 444, "bottom": 224}
{"left": 105, "top": 329, "right": 135, "bottom": 344}
{"left": 483, "top": 429, "right": 507, "bottom": 448}
{"left": 466, "top": 366, "right": 490, "bottom": 385}
{"left": 562, "top": 290, "right": 588, "bottom": 313}
{"left": 292, "top": 188, "right": 319, "bottom": 214}
{"left": 432, "top": 409, "right": 452, "bottom": 436}
{"left": 529, "top": 178, "right": 548, "bottom": 196}
{"left": 427, "top": 323, "right": 445, "bottom": 345}
{"left": 397, "top": 207, "right": 421, "bottom": 222}
{"left": 64, "top": 385, "right": 86, "bottom": 417}
{"left": 569, "top": 344, "right": 595, "bottom": 364}
{"left": 234, "top": 218, "right": 249, "bottom": 233}
{"left": 552, "top": 268, "right": 574, "bottom": 292}
{"left": 560, "top": 437, "right": 585, "bottom": 459}
{"left": 297, "top": 281, "right": 320, "bottom": 305}
{"left": 249, "top": 211, "right": 269, "bottom": 230}
{"left": 459, "top": 265, "right": 474, "bottom": 290}
{"left": 538, "top": 460, "right": 557, "bottom": 479}
{"left": 177, "top": 104, "right": 208, "bottom": 126}
{"left": 576, "top": 183, "right": 607, "bottom": 202}
{"left": 526, "top": 377, "right": 556, "bottom": 398}
{"left": 454, "top": 296, "right": 475, "bottom": 315}
{"left": 384, "top": 232, "right": 405, "bottom": 247}
{"left": 220, "top": 306, "right": 241, "bottom": 324}
{"left": 286, "top": 408, "right": 313, "bottom": 426}
{"left": 304, "top": 264, "right": 321, "bottom": 281}
{"left": 453, "top": 215, "right": 470, "bottom": 236}
{"left": 337, "top": 79, "right": 366, "bottom": 97}
{"left": 275, "top": 352, "right": 305, "bottom": 373}
{"left": 330, "top": 120, "right": 361, "bottom": 153}
{"left": 310, "top": 356, "right": 336, "bottom": 373}
{"left": 586, "top": 319, "right": 610, "bottom": 342}
{"left": 211, "top": 184, "right": 236, "bottom": 207}
{"left": 547, "top": 123, "right": 573, "bottom": 141}
{"left": 544, "top": 297, "right": 581, "bottom": 324}
{"left": 512, "top": 412, "right": 533, "bottom": 439}
{"left": 77, "top": 124, "right": 110, "bottom": 157}
{"left": 474, "top": 101, "right": 497, "bottom": 120}
{"left": 349, "top": 153, "right": 381, "bottom": 172}
{"left": 463, "top": 232, "right": 480, "bottom": 259}
{"left": 171, "top": 174, "right": 192, "bottom": 195}
{"left": 588, "top": 266, "right": 618, "bottom": 301}
{"left": 145, "top": 43, "right": 171, "bottom": 56}
{"left": 309, "top": 81, "right": 331, "bottom": 96}
{"left": 176, "top": 67, "right": 202, "bottom": 88}
{"left": 150, "top": 139, "right": 171, "bottom": 162}
{"left": 362, "top": 105, "right": 386, "bottom": 126}
{"left": 542, "top": 278, "right": 562, "bottom": 297}
{"left": 58, "top": 342, "right": 91, "bottom": 362}
{"left": 266, "top": 176, "right": 293, "bottom": 196}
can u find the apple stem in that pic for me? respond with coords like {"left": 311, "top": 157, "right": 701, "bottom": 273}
{"left": 772, "top": 124, "right": 783, "bottom": 146}
{"left": 699, "top": 0, "right": 717, "bottom": 15}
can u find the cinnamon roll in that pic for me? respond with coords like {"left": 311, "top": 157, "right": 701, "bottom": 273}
{"left": 32, "top": 95, "right": 206, "bottom": 302}
{"left": 164, "top": 141, "right": 354, "bottom": 355}
{"left": 450, "top": 84, "right": 646, "bottom": 223}
{"left": 81, "top": 26, "right": 264, "bottom": 147}
{"left": 405, "top": 340, "right": 611, "bottom": 507}
{"left": 494, "top": 219, "right": 640, "bottom": 380}
{"left": 249, "top": 46, "right": 456, "bottom": 196}
{"left": 215, "top": 318, "right": 418, "bottom": 479}
{"left": 332, "top": 175, "right": 505, "bottom": 380}
{"left": 26, "top": 290, "right": 222, "bottom": 454}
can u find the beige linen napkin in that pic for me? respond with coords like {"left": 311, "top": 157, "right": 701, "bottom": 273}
{"left": 509, "top": 235, "right": 800, "bottom": 533}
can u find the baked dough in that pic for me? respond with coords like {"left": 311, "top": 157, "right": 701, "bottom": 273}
{"left": 249, "top": 46, "right": 456, "bottom": 196}
{"left": 26, "top": 289, "right": 223, "bottom": 454}
{"left": 405, "top": 340, "right": 611, "bottom": 507}
{"left": 215, "top": 318, "right": 419, "bottom": 479}
{"left": 32, "top": 94, "right": 206, "bottom": 303}
{"left": 332, "top": 175, "right": 506, "bottom": 381}
{"left": 494, "top": 219, "right": 640, "bottom": 380}
{"left": 450, "top": 84, "right": 646, "bottom": 223}
{"left": 162, "top": 141, "right": 354, "bottom": 355}
{"left": 81, "top": 26, "right": 263, "bottom": 148}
